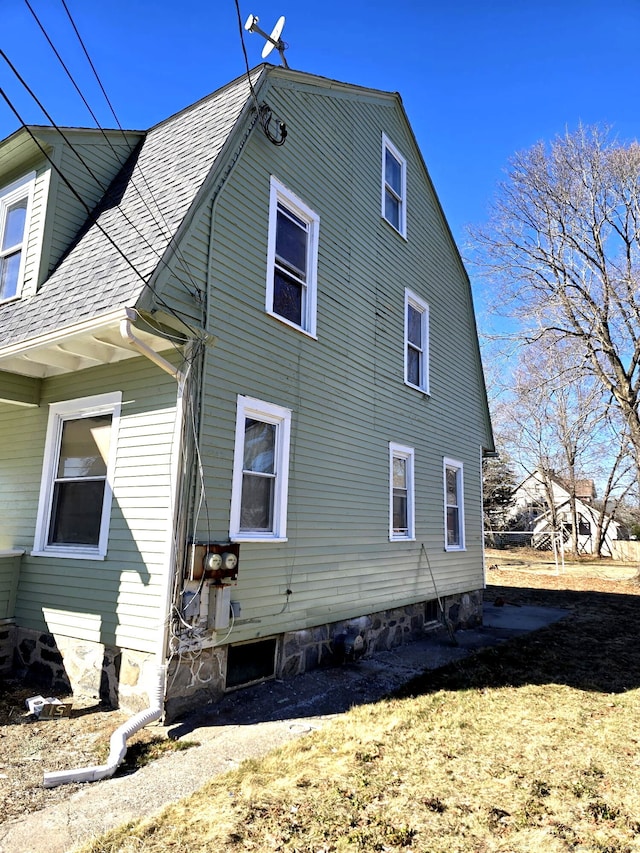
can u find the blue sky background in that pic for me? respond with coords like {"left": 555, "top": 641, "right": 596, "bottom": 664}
{"left": 2, "top": 0, "right": 639, "bottom": 311}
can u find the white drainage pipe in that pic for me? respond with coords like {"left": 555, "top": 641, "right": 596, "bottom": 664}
{"left": 43, "top": 665, "right": 166, "bottom": 788}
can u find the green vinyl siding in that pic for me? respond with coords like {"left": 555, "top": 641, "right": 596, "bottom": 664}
{"left": 185, "top": 75, "right": 490, "bottom": 645}
{"left": 0, "top": 356, "right": 178, "bottom": 653}
{"left": 0, "top": 553, "right": 21, "bottom": 620}
{"left": 0, "top": 370, "right": 41, "bottom": 406}
{"left": 44, "top": 134, "right": 142, "bottom": 282}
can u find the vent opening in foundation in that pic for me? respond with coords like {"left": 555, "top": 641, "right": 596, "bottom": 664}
{"left": 425, "top": 598, "right": 441, "bottom": 629}
{"left": 225, "top": 637, "right": 278, "bottom": 690}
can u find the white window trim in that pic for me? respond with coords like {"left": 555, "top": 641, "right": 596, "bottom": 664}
{"left": 381, "top": 133, "right": 407, "bottom": 238}
{"left": 443, "top": 457, "right": 465, "bottom": 551}
{"left": 230, "top": 395, "right": 292, "bottom": 543}
{"left": 0, "top": 171, "right": 36, "bottom": 303}
{"left": 389, "top": 442, "right": 415, "bottom": 541}
{"left": 265, "top": 176, "right": 319, "bottom": 338}
{"left": 32, "top": 392, "right": 122, "bottom": 560}
{"left": 404, "top": 288, "right": 430, "bottom": 393}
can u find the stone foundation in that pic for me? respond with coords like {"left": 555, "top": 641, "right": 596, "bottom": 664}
{"left": 0, "top": 620, "right": 16, "bottom": 673}
{"left": 6, "top": 592, "right": 482, "bottom": 721}
{"left": 279, "top": 591, "right": 483, "bottom": 676}
{"left": 11, "top": 627, "right": 154, "bottom": 713}
{"left": 163, "top": 590, "right": 482, "bottom": 722}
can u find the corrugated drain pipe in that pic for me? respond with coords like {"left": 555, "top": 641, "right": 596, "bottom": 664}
{"left": 43, "top": 665, "right": 166, "bottom": 788}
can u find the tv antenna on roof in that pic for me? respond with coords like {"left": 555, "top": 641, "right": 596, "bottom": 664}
{"left": 244, "top": 13, "right": 289, "bottom": 69}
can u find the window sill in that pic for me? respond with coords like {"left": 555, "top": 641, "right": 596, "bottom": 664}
{"left": 389, "top": 535, "right": 416, "bottom": 543}
{"left": 381, "top": 217, "right": 407, "bottom": 241}
{"left": 31, "top": 548, "right": 106, "bottom": 561}
{"left": 267, "top": 310, "right": 318, "bottom": 340}
{"left": 404, "top": 380, "right": 430, "bottom": 396}
{"left": 444, "top": 545, "right": 466, "bottom": 553}
{"left": 0, "top": 293, "right": 22, "bottom": 306}
{"left": 230, "top": 535, "right": 288, "bottom": 544}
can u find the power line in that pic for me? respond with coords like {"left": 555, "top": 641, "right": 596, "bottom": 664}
{"left": 22, "top": 0, "right": 207, "bottom": 307}
{"left": 0, "top": 86, "right": 201, "bottom": 344}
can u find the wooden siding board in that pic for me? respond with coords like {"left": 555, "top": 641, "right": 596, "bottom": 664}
{"left": 189, "top": 78, "right": 490, "bottom": 644}
{"left": 0, "top": 356, "right": 178, "bottom": 653}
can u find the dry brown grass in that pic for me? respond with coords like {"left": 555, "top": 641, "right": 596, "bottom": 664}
{"left": 78, "top": 558, "right": 640, "bottom": 853}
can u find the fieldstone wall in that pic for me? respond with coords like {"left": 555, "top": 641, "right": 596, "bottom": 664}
{"left": 11, "top": 627, "right": 154, "bottom": 712}
{"left": 164, "top": 646, "right": 227, "bottom": 722}
{"left": 7, "top": 591, "right": 482, "bottom": 722}
{"left": 0, "top": 620, "right": 16, "bottom": 673}
{"left": 279, "top": 591, "right": 482, "bottom": 678}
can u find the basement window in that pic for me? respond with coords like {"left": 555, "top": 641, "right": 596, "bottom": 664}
{"left": 225, "top": 638, "right": 278, "bottom": 690}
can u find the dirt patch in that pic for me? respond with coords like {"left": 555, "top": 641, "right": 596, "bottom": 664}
{"left": 0, "top": 686, "right": 170, "bottom": 825}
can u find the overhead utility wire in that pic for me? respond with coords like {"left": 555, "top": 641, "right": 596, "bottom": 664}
{"left": 24, "top": 0, "right": 115, "bottom": 143}
{"left": 56, "top": 0, "right": 209, "bottom": 302}
{"left": 0, "top": 87, "right": 200, "bottom": 345}
{"left": 23, "top": 0, "right": 206, "bottom": 305}
{"left": 57, "top": 0, "right": 210, "bottom": 306}
{"left": 1, "top": 48, "right": 200, "bottom": 309}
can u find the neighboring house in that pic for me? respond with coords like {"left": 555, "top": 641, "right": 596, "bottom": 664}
{"left": 0, "top": 65, "right": 494, "bottom": 719}
{"left": 509, "top": 470, "right": 620, "bottom": 556}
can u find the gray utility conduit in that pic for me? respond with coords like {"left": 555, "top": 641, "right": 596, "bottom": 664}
{"left": 43, "top": 666, "right": 166, "bottom": 788}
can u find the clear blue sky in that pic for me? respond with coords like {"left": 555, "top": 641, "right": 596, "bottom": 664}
{"left": 3, "top": 0, "right": 639, "bottom": 290}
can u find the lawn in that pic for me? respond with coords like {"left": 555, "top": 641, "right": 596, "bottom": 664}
{"left": 79, "top": 561, "right": 640, "bottom": 853}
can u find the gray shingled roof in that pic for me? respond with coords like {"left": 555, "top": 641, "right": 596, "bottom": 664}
{"left": 0, "top": 66, "right": 266, "bottom": 348}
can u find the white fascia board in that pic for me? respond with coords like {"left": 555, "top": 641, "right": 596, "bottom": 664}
{"left": 0, "top": 307, "right": 133, "bottom": 361}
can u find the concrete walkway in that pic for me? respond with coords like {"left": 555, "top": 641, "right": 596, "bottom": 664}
{"left": 0, "top": 603, "right": 568, "bottom": 853}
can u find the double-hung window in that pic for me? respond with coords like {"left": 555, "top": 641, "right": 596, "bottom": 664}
{"left": 230, "top": 396, "right": 292, "bottom": 542}
{"left": 33, "top": 393, "right": 121, "bottom": 559}
{"left": 0, "top": 172, "right": 35, "bottom": 301}
{"left": 443, "top": 458, "right": 465, "bottom": 550}
{"left": 382, "top": 134, "right": 406, "bottom": 237}
{"left": 404, "top": 288, "right": 429, "bottom": 392}
{"left": 389, "top": 443, "right": 415, "bottom": 541}
{"left": 266, "top": 177, "right": 319, "bottom": 337}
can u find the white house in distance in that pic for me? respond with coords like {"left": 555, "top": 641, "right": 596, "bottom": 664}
{"left": 510, "top": 469, "right": 621, "bottom": 556}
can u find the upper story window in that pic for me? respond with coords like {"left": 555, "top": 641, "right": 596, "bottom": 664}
{"left": 230, "top": 395, "right": 292, "bottom": 543}
{"left": 444, "top": 458, "right": 465, "bottom": 551}
{"left": 0, "top": 172, "right": 35, "bottom": 302}
{"left": 404, "top": 289, "right": 429, "bottom": 393}
{"left": 266, "top": 177, "right": 319, "bottom": 337}
{"left": 382, "top": 134, "right": 406, "bottom": 237}
{"left": 389, "top": 442, "right": 415, "bottom": 541}
{"left": 33, "top": 392, "right": 122, "bottom": 560}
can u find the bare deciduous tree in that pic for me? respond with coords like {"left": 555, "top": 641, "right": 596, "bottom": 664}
{"left": 472, "top": 125, "right": 640, "bottom": 476}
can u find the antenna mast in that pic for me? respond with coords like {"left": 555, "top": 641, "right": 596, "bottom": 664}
{"left": 244, "top": 14, "right": 289, "bottom": 69}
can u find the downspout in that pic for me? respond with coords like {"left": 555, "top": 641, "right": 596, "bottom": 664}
{"left": 119, "top": 307, "right": 187, "bottom": 383}
{"left": 43, "top": 665, "right": 166, "bottom": 787}
{"left": 43, "top": 313, "right": 189, "bottom": 788}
